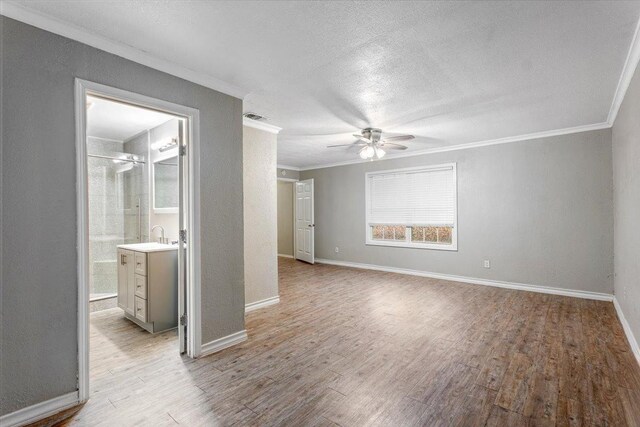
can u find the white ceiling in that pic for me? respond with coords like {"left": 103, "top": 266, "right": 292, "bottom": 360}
{"left": 86, "top": 96, "right": 174, "bottom": 141}
{"left": 7, "top": 1, "right": 640, "bottom": 168}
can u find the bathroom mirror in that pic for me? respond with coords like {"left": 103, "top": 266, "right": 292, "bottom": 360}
{"left": 153, "top": 155, "right": 178, "bottom": 212}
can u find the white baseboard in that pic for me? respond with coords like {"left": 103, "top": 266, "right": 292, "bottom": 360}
{"left": 278, "top": 254, "right": 294, "bottom": 259}
{"left": 0, "top": 391, "right": 79, "bottom": 427}
{"left": 315, "top": 258, "right": 613, "bottom": 302}
{"left": 200, "top": 330, "right": 247, "bottom": 358}
{"left": 245, "top": 296, "right": 280, "bottom": 313}
{"left": 613, "top": 297, "right": 640, "bottom": 367}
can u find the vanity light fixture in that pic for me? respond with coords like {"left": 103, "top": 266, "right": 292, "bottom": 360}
{"left": 151, "top": 137, "right": 178, "bottom": 152}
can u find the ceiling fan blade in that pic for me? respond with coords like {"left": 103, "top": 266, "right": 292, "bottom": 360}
{"left": 327, "top": 143, "right": 366, "bottom": 148}
{"left": 384, "top": 142, "right": 409, "bottom": 150}
{"left": 353, "top": 134, "right": 371, "bottom": 142}
{"left": 383, "top": 134, "right": 415, "bottom": 142}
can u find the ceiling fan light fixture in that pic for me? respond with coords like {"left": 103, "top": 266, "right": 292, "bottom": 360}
{"left": 361, "top": 145, "right": 375, "bottom": 159}
{"left": 327, "top": 128, "right": 413, "bottom": 160}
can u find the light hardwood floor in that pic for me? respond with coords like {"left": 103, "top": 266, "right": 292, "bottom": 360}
{"left": 52, "top": 258, "right": 640, "bottom": 426}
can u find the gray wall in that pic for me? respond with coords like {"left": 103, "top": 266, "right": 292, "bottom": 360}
{"left": 244, "top": 126, "right": 279, "bottom": 305}
{"left": 1, "top": 17, "right": 244, "bottom": 415}
{"left": 301, "top": 129, "right": 613, "bottom": 294}
{"left": 613, "top": 62, "right": 640, "bottom": 346}
{"left": 277, "top": 180, "right": 294, "bottom": 256}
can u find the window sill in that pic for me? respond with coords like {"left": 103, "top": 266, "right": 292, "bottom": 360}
{"left": 365, "top": 240, "right": 458, "bottom": 251}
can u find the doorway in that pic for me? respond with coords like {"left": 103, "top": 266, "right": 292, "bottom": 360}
{"left": 276, "top": 178, "right": 296, "bottom": 258}
{"left": 294, "top": 178, "right": 315, "bottom": 264}
{"left": 75, "top": 79, "right": 201, "bottom": 403}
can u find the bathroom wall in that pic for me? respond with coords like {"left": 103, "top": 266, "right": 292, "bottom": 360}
{"left": 1, "top": 17, "right": 244, "bottom": 416}
{"left": 244, "top": 125, "right": 279, "bottom": 306}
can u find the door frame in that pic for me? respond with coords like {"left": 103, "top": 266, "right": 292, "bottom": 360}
{"left": 277, "top": 177, "right": 298, "bottom": 259}
{"left": 74, "top": 79, "right": 202, "bottom": 403}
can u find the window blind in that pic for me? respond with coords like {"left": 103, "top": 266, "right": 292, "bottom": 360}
{"left": 368, "top": 165, "right": 456, "bottom": 226}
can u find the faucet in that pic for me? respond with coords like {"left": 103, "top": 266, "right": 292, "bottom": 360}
{"left": 151, "top": 225, "right": 167, "bottom": 244}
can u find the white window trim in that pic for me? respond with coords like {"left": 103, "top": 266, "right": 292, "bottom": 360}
{"left": 364, "top": 163, "right": 458, "bottom": 251}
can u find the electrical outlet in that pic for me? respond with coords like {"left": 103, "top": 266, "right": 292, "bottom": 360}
{"left": 335, "top": 247, "right": 340, "bottom": 253}
{"left": 483, "top": 260, "right": 491, "bottom": 269}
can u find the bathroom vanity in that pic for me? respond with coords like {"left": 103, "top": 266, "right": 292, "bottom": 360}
{"left": 116, "top": 242, "right": 178, "bottom": 333}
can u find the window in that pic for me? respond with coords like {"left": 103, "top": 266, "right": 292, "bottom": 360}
{"left": 365, "top": 163, "right": 457, "bottom": 250}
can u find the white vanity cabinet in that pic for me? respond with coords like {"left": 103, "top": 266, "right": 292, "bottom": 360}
{"left": 116, "top": 243, "right": 178, "bottom": 333}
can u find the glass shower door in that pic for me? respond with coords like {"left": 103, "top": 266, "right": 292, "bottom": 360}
{"left": 87, "top": 151, "right": 147, "bottom": 303}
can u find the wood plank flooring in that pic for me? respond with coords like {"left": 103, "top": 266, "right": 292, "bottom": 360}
{"left": 53, "top": 258, "right": 640, "bottom": 426}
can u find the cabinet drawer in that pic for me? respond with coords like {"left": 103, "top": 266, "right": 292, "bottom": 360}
{"left": 135, "top": 296, "right": 147, "bottom": 322}
{"left": 134, "top": 274, "right": 147, "bottom": 299}
{"left": 134, "top": 252, "right": 147, "bottom": 276}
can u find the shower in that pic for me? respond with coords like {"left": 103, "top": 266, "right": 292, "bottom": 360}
{"left": 87, "top": 143, "right": 148, "bottom": 303}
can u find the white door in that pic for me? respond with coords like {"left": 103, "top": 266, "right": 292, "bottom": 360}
{"left": 295, "top": 179, "right": 314, "bottom": 264}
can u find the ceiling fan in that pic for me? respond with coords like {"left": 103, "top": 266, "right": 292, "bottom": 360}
{"left": 327, "top": 128, "right": 415, "bottom": 160}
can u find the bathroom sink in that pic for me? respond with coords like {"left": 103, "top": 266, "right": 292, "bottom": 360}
{"left": 117, "top": 242, "right": 178, "bottom": 252}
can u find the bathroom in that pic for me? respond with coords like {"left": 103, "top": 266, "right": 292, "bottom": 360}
{"left": 86, "top": 95, "right": 182, "bottom": 334}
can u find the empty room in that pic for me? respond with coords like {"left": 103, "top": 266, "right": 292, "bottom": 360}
{"left": 2, "top": 1, "right": 640, "bottom": 426}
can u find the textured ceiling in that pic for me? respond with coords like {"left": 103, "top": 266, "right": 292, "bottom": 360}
{"left": 86, "top": 96, "right": 174, "bottom": 141}
{"left": 9, "top": 1, "right": 640, "bottom": 168}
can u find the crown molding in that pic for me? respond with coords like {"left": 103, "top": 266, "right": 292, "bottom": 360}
{"left": 0, "top": 1, "right": 248, "bottom": 99}
{"left": 277, "top": 164, "right": 300, "bottom": 171}
{"left": 243, "top": 117, "right": 282, "bottom": 134}
{"left": 296, "top": 121, "right": 611, "bottom": 171}
{"left": 607, "top": 16, "right": 640, "bottom": 126}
